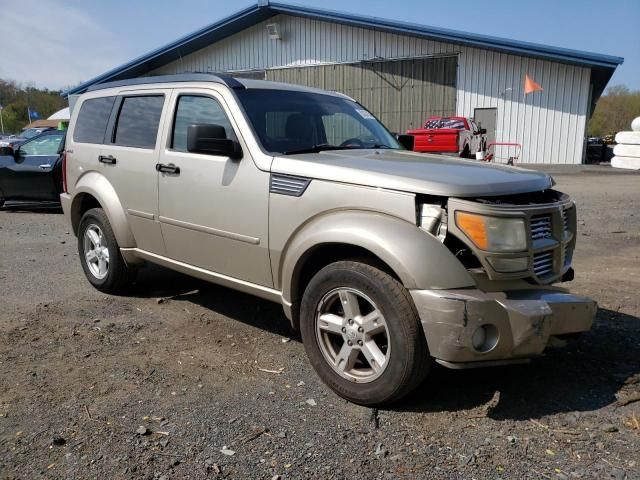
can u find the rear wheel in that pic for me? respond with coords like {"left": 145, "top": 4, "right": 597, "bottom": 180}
{"left": 300, "top": 260, "right": 431, "bottom": 406}
{"left": 78, "top": 208, "right": 135, "bottom": 293}
{"left": 460, "top": 145, "right": 471, "bottom": 158}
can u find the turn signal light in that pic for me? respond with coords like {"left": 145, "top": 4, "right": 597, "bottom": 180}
{"left": 455, "top": 212, "right": 489, "bottom": 250}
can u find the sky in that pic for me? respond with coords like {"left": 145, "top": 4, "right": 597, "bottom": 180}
{"left": 0, "top": 0, "right": 638, "bottom": 91}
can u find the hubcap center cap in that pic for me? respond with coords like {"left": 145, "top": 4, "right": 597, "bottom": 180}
{"left": 345, "top": 325, "right": 359, "bottom": 340}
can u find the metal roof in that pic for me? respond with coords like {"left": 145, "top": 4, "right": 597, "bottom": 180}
{"left": 64, "top": 0, "right": 623, "bottom": 99}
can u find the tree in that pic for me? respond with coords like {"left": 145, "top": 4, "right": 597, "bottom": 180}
{"left": 588, "top": 85, "right": 640, "bottom": 137}
{"left": 0, "top": 78, "right": 67, "bottom": 133}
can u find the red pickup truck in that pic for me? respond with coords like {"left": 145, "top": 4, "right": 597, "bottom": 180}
{"left": 407, "top": 116, "right": 486, "bottom": 158}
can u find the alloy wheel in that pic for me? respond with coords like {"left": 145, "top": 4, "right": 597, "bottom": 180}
{"left": 83, "top": 224, "right": 110, "bottom": 280}
{"left": 315, "top": 287, "right": 390, "bottom": 383}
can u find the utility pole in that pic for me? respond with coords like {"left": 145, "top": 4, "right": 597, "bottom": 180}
{"left": 0, "top": 104, "right": 4, "bottom": 134}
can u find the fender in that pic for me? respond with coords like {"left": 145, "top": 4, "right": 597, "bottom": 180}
{"left": 70, "top": 171, "right": 136, "bottom": 248}
{"left": 279, "top": 210, "right": 475, "bottom": 305}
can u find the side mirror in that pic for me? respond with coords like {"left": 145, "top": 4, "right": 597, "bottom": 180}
{"left": 479, "top": 128, "right": 487, "bottom": 135}
{"left": 397, "top": 134, "right": 415, "bottom": 151}
{"left": 187, "top": 124, "right": 242, "bottom": 160}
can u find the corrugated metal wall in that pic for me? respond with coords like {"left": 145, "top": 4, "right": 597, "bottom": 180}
{"left": 151, "top": 14, "right": 591, "bottom": 164}
{"left": 264, "top": 57, "right": 457, "bottom": 133}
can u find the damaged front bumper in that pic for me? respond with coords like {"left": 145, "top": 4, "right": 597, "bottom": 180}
{"left": 410, "top": 287, "right": 596, "bottom": 368}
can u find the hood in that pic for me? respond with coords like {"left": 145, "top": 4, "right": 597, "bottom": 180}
{"left": 271, "top": 149, "right": 553, "bottom": 197}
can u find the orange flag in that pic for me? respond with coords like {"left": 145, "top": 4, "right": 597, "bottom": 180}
{"left": 524, "top": 73, "right": 543, "bottom": 94}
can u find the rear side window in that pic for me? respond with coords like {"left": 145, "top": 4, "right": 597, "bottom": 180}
{"left": 73, "top": 96, "right": 116, "bottom": 144}
{"left": 114, "top": 96, "right": 164, "bottom": 149}
{"left": 171, "top": 95, "right": 237, "bottom": 152}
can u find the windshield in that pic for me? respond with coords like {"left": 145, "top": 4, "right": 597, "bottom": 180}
{"left": 235, "top": 89, "right": 401, "bottom": 155}
{"left": 22, "top": 128, "right": 43, "bottom": 139}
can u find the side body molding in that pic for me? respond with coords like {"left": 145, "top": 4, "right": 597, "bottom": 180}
{"left": 70, "top": 171, "right": 136, "bottom": 248}
{"left": 278, "top": 211, "right": 476, "bottom": 305}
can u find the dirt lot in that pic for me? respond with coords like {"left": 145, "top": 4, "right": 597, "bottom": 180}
{"left": 1, "top": 171, "right": 639, "bottom": 479}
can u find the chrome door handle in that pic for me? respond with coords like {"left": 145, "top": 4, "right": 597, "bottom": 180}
{"left": 155, "top": 163, "right": 180, "bottom": 174}
{"left": 39, "top": 164, "right": 51, "bottom": 169}
{"left": 98, "top": 155, "right": 117, "bottom": 165}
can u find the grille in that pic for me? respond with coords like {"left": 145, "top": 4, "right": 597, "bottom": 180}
{"left": 533, "top": 251, "right": 554, "bottom": 277}
{"left": 530, "top": 214, "right": 553, "bottom": 240}
{"left": 270, "top": 174, "right": 311, "bottom": 197}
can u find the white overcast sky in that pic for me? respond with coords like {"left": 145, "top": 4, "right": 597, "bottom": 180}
{"left": 0, "top": 0, "right": 637, "bottom": 91}
{"left": 0, "top": 0, "right": 125, "bottom": 90}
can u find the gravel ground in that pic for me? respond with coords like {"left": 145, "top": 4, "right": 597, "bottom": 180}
{"left": 0, "top": 171, "right": 639, "bottom": 479}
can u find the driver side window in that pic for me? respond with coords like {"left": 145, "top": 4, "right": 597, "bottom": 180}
{"left": 20, "top": 135, "right": 63, "bottom": 156}
{"left": 321, "top": 112, "right": 372, "bottom": 146}
{"left": 171, "top": 95, "right": 237, "bottom": 152}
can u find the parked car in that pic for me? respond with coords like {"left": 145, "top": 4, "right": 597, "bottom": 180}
{"left": 0, "top": 130, "right": 65, "bottom": 207}
{"left": 62, "top": 74, "right": 595, "bottom": 406}
{"left": 0, "top": 134, "right": 24, "bottom": 149}
{"left": 407, "top": 116, "right": 486, "bottom": 158}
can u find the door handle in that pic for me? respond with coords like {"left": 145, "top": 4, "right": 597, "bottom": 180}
{"left": 39, "top": 164, "right": 51, "bottom": 169}
{"left": 98, "top": 155, "right": 117, "bottom": 165}
{"left": 155, "top": 163, "right": 180, "bottom": 174}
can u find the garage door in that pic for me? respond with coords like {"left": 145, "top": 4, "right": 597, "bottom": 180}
{"left": 265, "top": 56, "right": 457, "bottom": 134}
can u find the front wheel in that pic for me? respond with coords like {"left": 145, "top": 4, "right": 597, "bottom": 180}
{"left": 300, "top": 260, "right": 431, "bottom": 406}
{"left": 78, "top": 208, "right": 135, "bottom": 293}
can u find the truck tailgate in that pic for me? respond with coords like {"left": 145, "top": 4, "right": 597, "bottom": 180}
{"left": 407, "top": 128, "right": 460, "bottom": 153}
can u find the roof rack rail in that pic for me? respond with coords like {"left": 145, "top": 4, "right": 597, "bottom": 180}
{"left": 85, "top": 73, "right": 245, "bottom": 93}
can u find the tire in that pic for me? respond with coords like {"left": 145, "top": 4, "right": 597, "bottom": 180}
{"left": 77, "top": 208, "right": 135, "bottom": 293}
{"left": 300, "top": 260, "right": 431, "bottom": 406}
{"left": 460, "top": 145, "right": 470, "bottom": 158}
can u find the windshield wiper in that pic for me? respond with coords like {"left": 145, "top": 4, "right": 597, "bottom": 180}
{"left": 283, "top": 144, "right": 353, "bottom": 155}
{"left": 283, "top": 143, "right": 395, "bottom": 155}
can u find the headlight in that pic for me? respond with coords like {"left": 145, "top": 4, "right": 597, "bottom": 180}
{"left": 455, "top": 212, "right": 527, "bottom": 252}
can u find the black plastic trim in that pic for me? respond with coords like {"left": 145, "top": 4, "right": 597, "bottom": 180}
{"left": 85, "top": 73, "right": 246, "bottom": 93}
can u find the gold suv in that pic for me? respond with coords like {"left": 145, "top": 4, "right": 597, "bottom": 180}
{"left": 62, "top": 74, "right": 596, "bottom": 405}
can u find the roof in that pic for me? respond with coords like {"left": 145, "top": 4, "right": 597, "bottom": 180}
{"left": 65, "top": 0, "right": 623, "bottom": 102}
{"left": 83, "top": 73, "right": 353, "bottom": 99}
{"left": 22, "top": 120, "right": 62, "bottom": 130}
{"left": 47, "top": 107, "right": 70, "bottom": 120}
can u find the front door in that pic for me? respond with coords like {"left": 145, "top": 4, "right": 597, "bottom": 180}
{"left": 157, "top": 89, "right": 272, "bottom": 287}
{"left": 0, "top": 133, "right": 63, "bottom": 201}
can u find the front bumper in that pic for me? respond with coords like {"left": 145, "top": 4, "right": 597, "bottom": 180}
{"left": 410, "top": 287, "right": 596, "bottom": 367}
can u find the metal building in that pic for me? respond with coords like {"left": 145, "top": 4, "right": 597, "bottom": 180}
{"left": 67, "top": 1, "right": 623, "bottom": 165}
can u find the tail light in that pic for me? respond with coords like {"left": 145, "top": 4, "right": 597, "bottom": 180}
{"left": 61, "top": 151, "right": 68, "bottom": 193}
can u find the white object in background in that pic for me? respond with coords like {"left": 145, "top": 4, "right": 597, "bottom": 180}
{"left": 475, "top": 151, "right": 485, "bottom": 160}
{"left": 48, "top": 107, "right": 70, "bottom": 120}
{"left": 631, "top": 116, "right": 640, "bottom": 132}
{"left": 615, "top": 131, "right": 640, "bottom": 145}
{"left": 613, "top": 144, "right": 640, "bottom": 158}
{"left": 611, "top": 156, "right": 640, "bottom": 170}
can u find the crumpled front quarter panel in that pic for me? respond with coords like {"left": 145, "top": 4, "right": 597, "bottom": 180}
{"left": 269, "top": 178, "right": 475, "bottom": 303}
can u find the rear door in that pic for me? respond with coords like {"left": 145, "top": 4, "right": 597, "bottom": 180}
{"left": 101, "top": 91, "right": 169, "bottom": 255}
{"left": 0, "top": 133, "right": 63, "bottom": 201}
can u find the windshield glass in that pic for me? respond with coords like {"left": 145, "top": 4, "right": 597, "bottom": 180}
{"left": 235, "top": 89, "right": 401, "bottom": 154}
{"left": 22, "top": 128, "right": 39, "bottom": 139}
